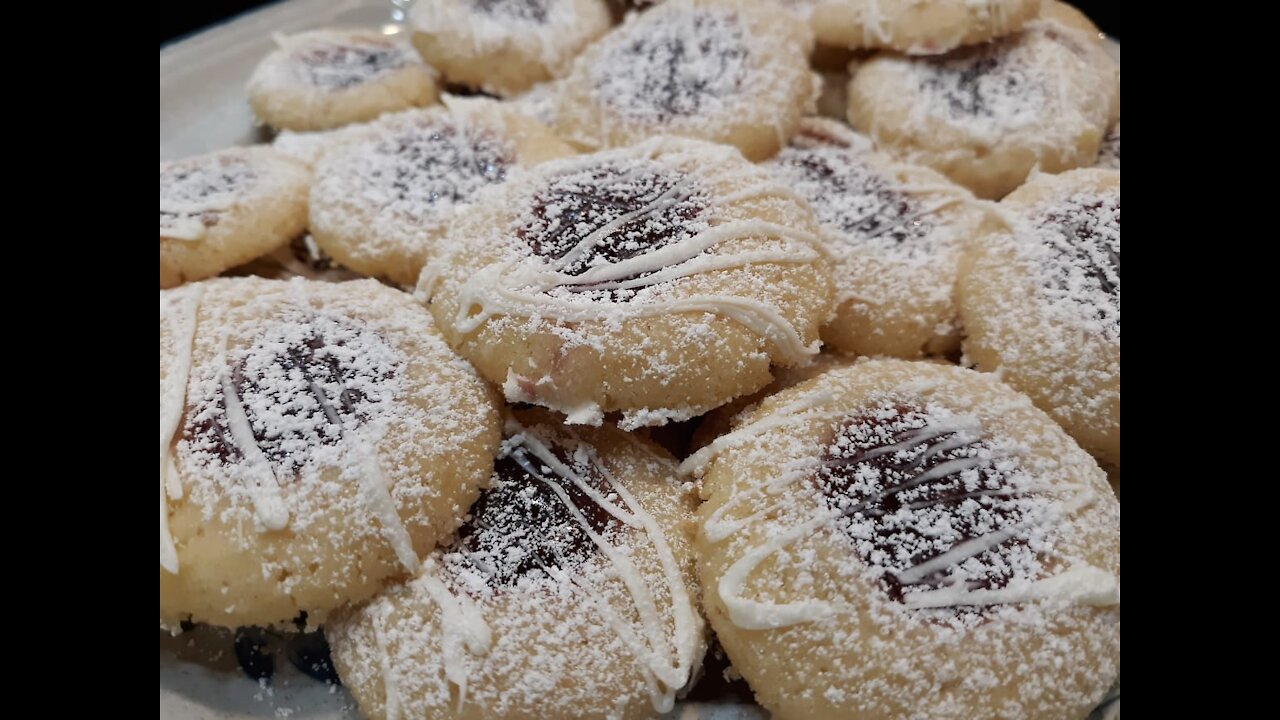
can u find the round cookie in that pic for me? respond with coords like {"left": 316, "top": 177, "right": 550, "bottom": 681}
{"left": 419, "top": 136, "right": 835, "bottom": 429}
{"left": 247, "top": 29, "right": 438, "bottom": 132}
{"left": 309, "top": 98, "right": 574, "bottom": 286}
{"left": 687, "top": 358, "right": 1121, "bottom": 720}
{"left": 762, "top": 118, "right": 987, "bottom": 358}
{"left": 328, "top": 408, "right": 705, "bottom": 720}
{"left": 847, "top": 18, "right": 1119, "bottom": 199}
{"left": 409, "top": 0, "right": 612, "bottom": 97}
{"left": 159, "top": 277, "right": 501, "bottom": 628}
{"left": 1096, "top": 120, "right": 1120, "bottom": 169}
{"left": 160, "top": 146, "right": 310, "bottom": 289}
{"left": 553, "top": 0, "right": 818, "bottom": 161}
{"left": 957, "top": 168, "right": 1119, "bottom": 465}
{"left": 809, "top": 0, "right": 1041, "bottom": 54}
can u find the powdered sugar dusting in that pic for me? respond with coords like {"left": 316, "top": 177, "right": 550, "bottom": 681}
{"left": 820, "top": 401, "right": 1050, "bottom": 606}
{"left": 311, "top": 109, "right": 514, "bottom": 262}
{"left": 1023, "top": 191, "right": 1121, "bottom": 340}
{"left": 914, "top": 41, "right": 1044, "bottom": 132}
{"left": 160, "top": 154, "right": 256, "bottom": 241}
{"left": 768, "top": 144, "right": 938, "bottom": 259}
{"left": 592, "top": 9, "right": 749, "bottom": 122}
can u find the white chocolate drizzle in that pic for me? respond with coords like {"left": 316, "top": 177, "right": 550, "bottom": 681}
{"left": 159, "top": 287, "right": 203, "bottom": 574}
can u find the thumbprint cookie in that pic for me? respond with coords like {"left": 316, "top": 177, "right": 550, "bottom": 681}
{"left": 762, "top": 118, "right": 987, "bottom": 358}
{"left": 809, "top": 0, "right": 1041, "bottom": 55}
{"left": 958, "top": 168, "right": 1120, "bottom": 466}
{"left": 419, "top": 136, "right": 835, "bottom": 429}
{"left": 553, "top": 0, "right": 818, "bottom": 161}
{"left": 328, "top": 408, "right": 705, "bottom": 720}
{"left": 409, "top": 0, "right": 613, "bottom": 97}
{"left": 847, "top": 17, "right": 1119, "bottom": 198}
{"left": 309, "top": 99, "right": 573, "bottom": 286}
{"left": 688, "top": 358, "right": 1120, "bottom": 720}
{"left": 159, "top": 277, "right": 500, "bottom": 628}
{"left": 160, "top": 146, "right": 310, "bottom": 289}
{"left": 247, "top": 29, "right": 439, "bottom": 132}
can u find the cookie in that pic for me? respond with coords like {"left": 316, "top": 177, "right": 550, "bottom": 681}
{"left": 328, "top": 409, "right": 705, "bottom": 720}
{"left": 309, "top": 99, "right": 574, "bottom": 286}
{"left": 409, "top": 0, "right": 612, "bottom": 97}
{"left": 420, "top": 136, "right": 835, "bottom": 429}
{"left": 160, "top": 146, "right": 310, "bottom": 289}
{"left": 247, "top": 29, "right": 438, "bottom": 132}
{"left": 847, "top": 18, "right": 1119, "bottom": 198}
{"left": 809, "top": 0, "right": 1040, "bottom": 54}
{"left": 762, "top": 118, "right": 987, "bottom": 357}
{"left": 957, "top": 168, "right": 1120, "bottom": 465}
{"left": 553, "top": 0, "right": 817, "bottom": 161}
{"left": 159, "top": 277, "right": 501, "bottom": 628}
{"left": 688, "top": 358, "right": 1121, "bottom": 720}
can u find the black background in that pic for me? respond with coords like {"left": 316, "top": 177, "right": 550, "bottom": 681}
{"left": 160, "top": 1, "right": 1121, "bottom": 46}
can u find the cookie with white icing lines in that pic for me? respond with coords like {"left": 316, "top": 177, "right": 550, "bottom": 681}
{"left": 248, "top": 29, "right": 438, "bottom": 132}
{"left": 309, "top": 99, "right": 574, "bottom": 286}
{"left": 160, "top": 146, "right": 310, "bottom": 289}
{"left": 847, "top": 17, "right": 1119, "bottom": 198}
{"left": 409, "top": 0, "right": 612, "bottom": 97}
{"left": 810, "top": 0, "right": 1041, "bottom": 54}
{"left": 958, "top": 168, "right": 1120, "bottom": 465}
{"left": 328, "top": 408, "right": 705, "bottom": 720}
{"left": 688, "top": 358, "right": 1120, "bottom": 720}
{"left": 553, "top": 0, "right": 818, "bottom": 161}
{"left": 763, "top": 118, "right": 987, "bottom": 358}
{"left": 420, "top": 136, "right": 835, "bottom": 429}
{"left": 159, "top": 277, "right": 501, "bottom": 628}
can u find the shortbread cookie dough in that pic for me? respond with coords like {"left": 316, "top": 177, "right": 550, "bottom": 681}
{"left": 160, "top": 146, "right": 310, "bottom": 289}
{"left": 810, "top": 0, "right": 1040, "bottom": 54}
{"left": 248, "top": 29, "right": 438, "bottom": 131}
{"left": 763, "top": 118, "right": 986, "bottom": 357}
{"left": 847, "top": 19, "right": 1119, "bottom": 198}
{"left": 554, "top": 0, "right": 817, "bottom": 161}
{"left": 329, "top": 409, "right": 704, "bottom": 720}
{"left": 309, "top": 99, "right": 573, "bottom": 285}
{"left": 159, "top": 277, "right": 500, "bottom": 628}
{"left": 409, "top": 0, "right": 612, "bottom": 97}
{"left": 689, "top": 358, "right": 1121, "bottom": 720}
{"left": 958, "top": 168, "right": 1120, "bottom": 465}
{"left": 420, "top": 136, "right": 835, "bottom": 428}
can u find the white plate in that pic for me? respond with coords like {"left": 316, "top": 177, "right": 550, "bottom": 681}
{"left": 159, "top": 4, "right": 1118, "bottom": 717}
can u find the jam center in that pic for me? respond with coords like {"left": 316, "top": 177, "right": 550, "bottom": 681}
{"left": 450, "top": 438, "right": 625, "bottom": 587}
{"left": 296, "top": 44, "right": 408, "bottom": 89}
{"left": 376, "top": 123, "right": 511, "bottom": 219}
{"left": 595, "top": 10, "right": 749, "bottom": 121}
{"left": 518, "top": 161, "right": 709, "bottom": 282}
{"left": 1035, "top": 193, "right": 1120, "bottom": 336}
{"left": 160, "top": 157, "right": 255, "bottom": 228}
{"left": 469, "top": 0, "right": 549, "bottom": 23}
{"left": 186, "top": 313, "right": 400, "bottom": 478}
{"left": 771, "top": 147, "right": 932, "bottom": 254}
{"left": 818, "top": 403, "right": 1044, "bottom": 605}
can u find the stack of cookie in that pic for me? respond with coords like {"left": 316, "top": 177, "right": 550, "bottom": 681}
{"left": 159, "top": 1, "right": 1120, "bottom": 718}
